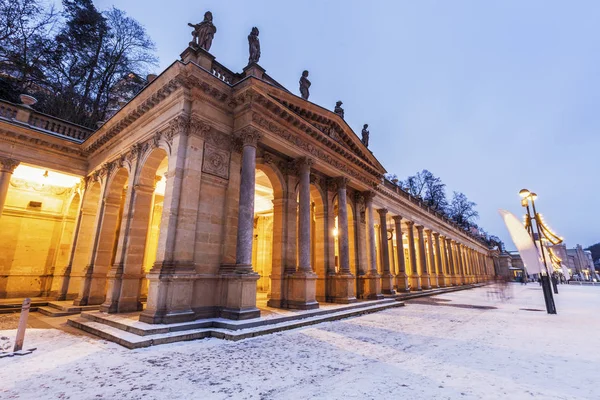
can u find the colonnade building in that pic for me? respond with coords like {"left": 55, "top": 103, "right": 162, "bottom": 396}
{"left": 0, "top": 37, "right": 498, "bottom": 324}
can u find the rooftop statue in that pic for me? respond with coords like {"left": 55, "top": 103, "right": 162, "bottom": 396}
{"left": 334, "top": 101, "right": 344, "bottom": 119}
{"left": 299, "top": 70, "right": 310, "bottom": 100}
{"left": 248, "top": 27, "right": 261, "bottom": 64}
{"left": 188, "top": 11, "right": 217, "bottom": 51}
{"left": 361, "top": 124, "right": 370, "bottom": 147}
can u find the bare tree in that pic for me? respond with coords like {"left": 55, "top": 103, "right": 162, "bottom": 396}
{"left": 448, "top": 191, "right": 479, "bottom": 228}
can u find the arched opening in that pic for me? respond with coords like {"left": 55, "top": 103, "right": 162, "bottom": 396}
{"left": 253, "top": 168, "right": 274, "bottom": 302}
{"left": 81, "top": 167, "right": 129, "bottom": 305}
{"left": 252, "top": 163, "right": 286, "bottom": 308}
{"left": 310, "top": 184, "right": 326, "bottom": 302}
{"left": 136, "top": 149, "right": 168, "bottom": 300}
{"left": 70, "top": 181, "right": 102, "bottom": 295}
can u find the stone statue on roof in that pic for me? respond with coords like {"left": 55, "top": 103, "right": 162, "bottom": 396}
{"left": 334, "top": 101, "right": 344, "bottom": 119}
{"left": 248, "top": 27, "right": 261, "bottom": 64}
{"left": 188, "top": 11, "right": 217, "bottom": 51}
{"left": 361, "top": 124, "right": 370, "bottom": 147}
{"left": 299, "top": 70, "right": 310, "bottom": 100}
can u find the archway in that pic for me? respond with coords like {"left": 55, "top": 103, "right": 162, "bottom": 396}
{"left": 310, "top": 183, "right": 326, "bottom": 302}
{"left": 253, "top": 163, "right": 285, "bottom": 308}
{"left": 79, "top": 167, "right": 129, "bottom": 305}
{"left": 70, "top": 181, "right": 102, "bottom": 298}
{"left": 132, "top": 148, "right": 168, "bottom": 303}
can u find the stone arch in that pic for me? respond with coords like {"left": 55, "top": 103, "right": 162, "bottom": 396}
{"left": 310, "top": 182, "right": 327, "bottom": 302}
{"left": 69, "top": 180, "right": 102, "bottom": 294}
{"left": 77, "top": 167, "right": 129, "bottom": 305}
{"left": 252, "top": 162, "right": 285, "bottom": 304}
{"left": 132, "top": 148, "right": 169, "bottom": 296}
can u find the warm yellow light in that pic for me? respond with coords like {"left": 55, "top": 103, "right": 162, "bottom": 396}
{"left": 519, "top": 189, "right": 530, "bottom": 198}
{"left": 155, "top": 179, "right": 166, "bottom": 196}
{"left": 333, "top": 227, "right": 339, "bottom": 237}
{"left": 12, "top": 165, "right": 81, "bottom": 188}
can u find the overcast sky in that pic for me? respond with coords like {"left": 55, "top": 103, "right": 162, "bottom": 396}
{"left": 93, "top": 0, "right": 600, "bottom": 250}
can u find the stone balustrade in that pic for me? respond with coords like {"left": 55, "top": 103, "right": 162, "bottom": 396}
{"left": 0, "top": 99, "right": 93, "bottom": 141}
{"left": 211, "top": 60, "right": 237, "bottom": 85}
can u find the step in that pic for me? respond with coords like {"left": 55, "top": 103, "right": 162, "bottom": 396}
{"left": 78, "top": 298, "right": 400, "bottom": 337}
{"left": 68, "top": 300, "right": 405, "bottom": 349}
{"left": 46, "top": 301, "right": 100, "bottom": 313}
{"left": 37, "top": 306, "right": 78, "bottom": 317}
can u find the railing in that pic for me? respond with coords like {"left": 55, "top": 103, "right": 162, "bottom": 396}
{"left": 0, "top": 99, "right": 93, "bottom": 141}
{"left": 0, "top": 102, "right": 18, "bottom": 119}
{"left": 28, "top": 114, "right": 91, "bottom": 140}
{"left": 211, "top": 61, "right": 236, "bottom": 85}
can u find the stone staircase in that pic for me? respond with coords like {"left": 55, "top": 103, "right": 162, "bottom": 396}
{"left": 68, "top": 298, "right": 405, "bottom": 349}
{"left": 37, "top": 301, "right": 100, "bottom": 317}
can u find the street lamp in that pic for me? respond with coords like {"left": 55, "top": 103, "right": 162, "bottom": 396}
{"left": 520, "top": 189, "right": 560, "bottom": 314}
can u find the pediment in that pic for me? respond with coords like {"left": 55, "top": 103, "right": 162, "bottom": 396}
{"left": 268, "top": 94, "right": 386, "bottom": 174}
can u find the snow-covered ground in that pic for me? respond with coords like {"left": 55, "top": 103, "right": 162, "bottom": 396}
{"left": 1, "top": 284, "right": 599, "bottom": 400}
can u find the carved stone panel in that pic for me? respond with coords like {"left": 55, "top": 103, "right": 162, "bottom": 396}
{"left": 202, "top": 142, "right": 230, "bottom": 179}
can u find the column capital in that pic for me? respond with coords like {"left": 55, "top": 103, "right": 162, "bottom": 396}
{"left": 362, "top": 190, "right": 375, "bottom": 203}
{"left": 392, "top": 215, "right": 403, "bottom": 223}
{"left": 377, "top": 208, "right": 388, "bottom": 216}
{"left": 294, "top": 157, "right": 313, "bottom": 175}
{"left": 334, "top": 176, "right": 350, "bottom": 189}
{"left": 405, "top": 220, "right": 415, "bottom": 227}
{"left": 424, "top": 228, "right": 432, "bottom": 234}
{"left": 432, "top": 232, "right": 440, "bottom": 238}
{"left": 416, "top": 224, "right": 424, "bottom": 232}
{"left": 238, "top": 127, "right": 262, "bottom": 148}
{"left": 0, "top": 157, "right": 20, "bottom": 173}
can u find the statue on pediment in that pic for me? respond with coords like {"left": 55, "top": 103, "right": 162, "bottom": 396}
{"left": 334, "top": 101, "right": 344, "bottom": 119}
{"left": 361, "top": 124, "right": 370, "bottom": 147}
{"left": 299, "top": 70, "right": 310, "bottom": 100}
{"left": 188, "top": 11, "right": 217, "bottom": 51}
{"left": 248, "top": 27, "right": 261, "bottom": 64}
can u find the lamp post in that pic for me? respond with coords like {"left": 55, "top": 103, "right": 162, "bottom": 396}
{"left": 519, "top": 189, "right": 557, "bottom": 314}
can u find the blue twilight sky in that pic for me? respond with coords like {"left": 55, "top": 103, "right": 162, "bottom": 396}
{"left": 91, "top": 0, "right": 599, "bottom": 250}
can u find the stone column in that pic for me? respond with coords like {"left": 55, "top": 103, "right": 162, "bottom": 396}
{"left": 329, "top": 177, "right": 356, "bottom": 303}
{"left": 406, "top": 221, "right": 421, "bottom": 291}
{"left": 425, "top": 229, "right": 438, "bottom": 288}
{"left": 287, "top": 158, "right": 318, "bottom": 309}
{"left": 447, "top": 239, "right": 457, "bottom": 285}
{"left": 416, "top": 225, "right": 431, "bottom": 290}
{"left": 434, "top": 232, "right": 445, "bottom": 287}
{"left": 457, "top": 244, "right": 466, "bottom": 285}
{"left": 0, "top": 157, "right": 19, "bottom": 217}
{"left": 393, "top": 216, "right": 409, "bottom": 292}
{"left": 378, "top": 208, "right": 395, "bottom": 295}
{"left": 360, "top": 191, "right": 382, "bottom": 299}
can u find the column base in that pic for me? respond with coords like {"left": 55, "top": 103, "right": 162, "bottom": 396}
{"left": 421, "top": 273, "right": 432, "bottom": 290}
{"left": 139, "top": 261, "right": 198, "bottom": 324}
{"left": 328, "top": 273, "right": 357, "bottom": 304}
{"left": 217, "top": 269, "right": 261, "bottom": 319}
{"left": 395, "top": 272, "right": 410, "bottom": 293}
{"left": 286, "top": 271, "right": 319, "bottom": 310}
{"left": 359, "top": 273, "right": 383, "bottom": 299}
{"left": 410, "top": 274, "right": 422, "bottom": 291}
{"left": 437, "top": 275, "right": 447, "bottom": 288}
{"left": 430, "top": 273, "right": 440, "bottom": 288}
{"left": 381, "top": 273, "right": 396, "bottom": 295}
